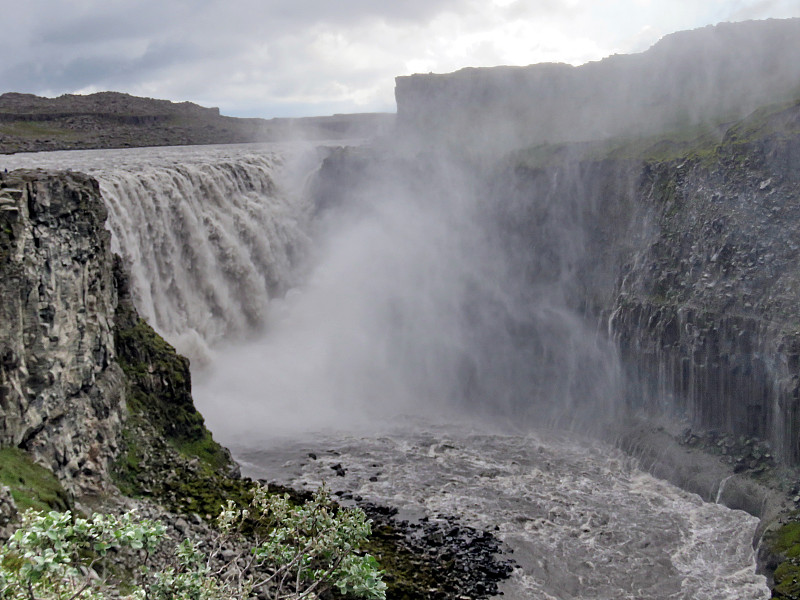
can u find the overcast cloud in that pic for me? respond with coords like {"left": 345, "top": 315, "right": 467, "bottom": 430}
{"left": 2, "top": 0, "right": 798, "bottom": 117}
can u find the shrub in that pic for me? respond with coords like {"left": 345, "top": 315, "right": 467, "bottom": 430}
{"left": 0, "top": 485, "right": 386, "bottom": 600}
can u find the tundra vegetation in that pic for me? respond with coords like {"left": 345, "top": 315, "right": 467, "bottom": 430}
{"left": 0, "top": 485, "right": 386, "bottom": 600}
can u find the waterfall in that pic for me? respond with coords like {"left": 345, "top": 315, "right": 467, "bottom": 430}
{"left": 98, "top": 153, "right": 312, "bottom": 362}
{"left": 185, "top": 146, "right": 623, "bottom": 439}
{"left": 3, "top": 142, "right": 623, "bottom": 435}
{"left": 0, "top": 142, "right": 771, "bottom": 600}
{"left": 0, "top": 144, "right": 321, "bottom": 364}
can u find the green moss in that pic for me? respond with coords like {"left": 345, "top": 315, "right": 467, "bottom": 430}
{"left": 0, "top": 121, "right": 82, "bottom": 140}
{"left": 509, "top": 95, "right": 800, "bottom": 177}
{"left": 774, "top": 560, "right": 800, "bottom": 599}
{"left": 772, "top": 522, "right": 800, "bottom": 558}
{"left": 175, "top": 430, "right": 231, "bottom": 473}
{"left": 0, "top": 448, "right": 70, "bottom": 512}
{"left": 724, "top": 97, "right": 800, "bottom": 143}
{"left": 766, "top": 518, "right": 800, "bottom": 599}
{"left": 114, "top": 314, "right": 228, "bottom": 471}
{"left": 361, "top": 524, "right": 443, "bottom": 600}
{"left": 111, "top": 273, "right": 238, "bottom": 514}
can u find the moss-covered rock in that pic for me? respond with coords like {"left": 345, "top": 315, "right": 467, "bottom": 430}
{"left": 0, "top": 448, "right": 70, "bottom": 512}
{"left": 765, "top": 518, "right": 800, "bottom": 599}
{"left": 110, "top": 256, "right": 246, "bottom": 520}
{"left": 112, "top": 257, "right": 233, "bottom": 475}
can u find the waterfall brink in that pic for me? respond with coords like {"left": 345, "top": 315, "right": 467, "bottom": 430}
{"left": 95, "top": 149, "right": 315, "bottom": 363}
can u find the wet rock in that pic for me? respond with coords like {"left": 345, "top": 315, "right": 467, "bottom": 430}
{"left": 358, "top": 500, "right": 515, "bottom": 600}
{"left": 0, "top": 171, "right": 126, "bottom": 496}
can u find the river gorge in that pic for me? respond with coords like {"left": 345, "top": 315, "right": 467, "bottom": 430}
{"left": 3, "top": 17, "right": 800, "bottom": 599}
{"left": 2, "top": 133, "right": 783, "bottom": 598}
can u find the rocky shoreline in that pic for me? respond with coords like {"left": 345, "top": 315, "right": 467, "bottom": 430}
{"left": 350, "top": 500, "right": 515, "bottom": 599}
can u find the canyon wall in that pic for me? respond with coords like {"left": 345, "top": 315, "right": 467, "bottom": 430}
{"left": 611, "top": 107, "right": 800, "bottom": 461}
{"left": 396, "top": 18, "right": 800, "bottom": 154}
{"left": 0, "top": 169, "right": 229, "bottom": 497}
{"left": 484, "top": 100, "right": 800, "bottom": 462}
{"left": 0, "top": 171, "right": 126, "bottom": 494}
{"left": 393, "top": 17, "right": 800, "bottom": 463}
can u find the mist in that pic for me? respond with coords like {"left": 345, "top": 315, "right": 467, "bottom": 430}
{"left": 190, "top": 140, "right": 622, "bottom": 445}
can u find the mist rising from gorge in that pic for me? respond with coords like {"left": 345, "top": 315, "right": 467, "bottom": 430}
{"left": 35, "top": 18, "right": 796, "bottom": 452}
{"left": 192, "top": 144, "right": 621, "bottom": 442}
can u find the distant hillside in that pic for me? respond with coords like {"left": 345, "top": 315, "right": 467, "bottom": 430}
{"left": 0, "top": 91, "right": 394, "bottom": 153}
{"left": 395, "top": 18, "right": 800, "bottom": 153}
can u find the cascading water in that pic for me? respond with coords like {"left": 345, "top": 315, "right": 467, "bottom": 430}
{"left": 4, "top": 143, "right": 770, "bottom": 599}
{"left": 5, "top": 143, "right": 317, "bottom": 364}
{"left": 192, "top": 147, "right": 623, "bottom": 437}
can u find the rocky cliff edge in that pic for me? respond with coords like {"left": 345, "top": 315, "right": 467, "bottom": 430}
{"left": 0, "top": 169, "right": 234, "bottom": 505}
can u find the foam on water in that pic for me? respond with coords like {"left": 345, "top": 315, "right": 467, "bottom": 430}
{"left": 236, "top": 425, "right": 769, "bottom": 600}
{"left": 4, "top": 143, "right": 320, "bottom": 363}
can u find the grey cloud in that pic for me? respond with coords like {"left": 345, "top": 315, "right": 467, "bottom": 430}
{"left": 725, "top": 0, "right": 800, "bottom": 20}
{"left": 2, "top": 0, "right": 800, "bottom": 118}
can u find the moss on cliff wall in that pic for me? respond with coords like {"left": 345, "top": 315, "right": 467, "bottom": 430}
{"left": 110, "top": 256, "right": 244, "bottom": 516}
{"left": 0, "top": 448, "right": 70, "bottom": 512}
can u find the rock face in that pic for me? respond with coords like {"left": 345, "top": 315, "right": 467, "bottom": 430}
{"left": 392, "top": 16, "right": 800, "bottom": 464}
{"left": 611, "top": 106, "right": 800, "bottom": 461}
{"left": 396, "top": 18, "right": 800, "bottom": 154}
{"left": 0, "top": 170, "right": 126, "bottom": 493}
{"left": 485, "top": 99, "right": 800, "bottom": 462}
{"left": 0, "top": 169, "right": 232, "bottom": 497}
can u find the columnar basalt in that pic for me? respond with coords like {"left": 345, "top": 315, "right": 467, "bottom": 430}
{"left": 611, "top": 120, "right": 800, "bottom": 461}
{"left": 0, "top": 170, "right": 125, "bottom": 494}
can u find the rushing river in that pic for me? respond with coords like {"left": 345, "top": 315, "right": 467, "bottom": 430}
{"left": 231, "top": 423, "right": 768, "bottom": 600}
{"left": 3, "top": 143, "right": 772, "bottom": 599}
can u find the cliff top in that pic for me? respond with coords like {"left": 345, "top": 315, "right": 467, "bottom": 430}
{"left": 0, "top": 91, "right": 221, "bottom": 118}
{"left": 0, "top": 92, "right": 394, "bottom": 154}
{"left": 395, "top": 18, "right": 800, "bottom": 153}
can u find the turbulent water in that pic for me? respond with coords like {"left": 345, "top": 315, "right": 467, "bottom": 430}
{"left": 3, "top": 143, "right": 771, "bottom": 599}
{"left": 235, "top": 424, "right": 767, "bottom": 600}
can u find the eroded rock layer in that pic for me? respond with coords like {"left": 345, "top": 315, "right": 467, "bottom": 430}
{"left": 0, "top": 170, "right": 125, "bottom": 493}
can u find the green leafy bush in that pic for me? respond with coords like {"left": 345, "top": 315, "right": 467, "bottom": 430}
{"left": 0, "top": 485, "right": 386, "bottom": 600}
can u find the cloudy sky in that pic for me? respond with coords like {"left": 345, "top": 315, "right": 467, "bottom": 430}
{"left": 2, "top": 0, "right": 798, "bottom": 118}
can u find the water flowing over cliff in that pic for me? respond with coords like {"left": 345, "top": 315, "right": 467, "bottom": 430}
{"left": 5, "top": 145, "right": 317, "bottom": 365}
{"left": 7, "top": 140, "right": 625, "bottom": 440}
{"left": 100, "top": 152, "right": 310, "bottom": 362}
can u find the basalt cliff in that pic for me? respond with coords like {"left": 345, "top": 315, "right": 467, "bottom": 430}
{"left": 0, "top": 168, "right": 237, "bottom": 511}
{"left": 393, "top": 18, "right": 800, "bottom": 467}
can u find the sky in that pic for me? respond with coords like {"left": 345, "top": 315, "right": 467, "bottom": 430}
{"left": 1, "top": 0, "right": 798, "bottom": 119}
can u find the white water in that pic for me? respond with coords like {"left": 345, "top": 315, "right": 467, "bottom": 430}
{"left": 236, "top": 424, "right": 767, "bottom": 600}
{"left": 4, "top": 143, "right": 320, "bottom": 363}
{"left": 3, "top": 143, "right": 771, "bottom": 599}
